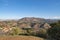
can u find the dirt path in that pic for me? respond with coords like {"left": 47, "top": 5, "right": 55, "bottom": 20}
{"left": 0, "top": 36, "right": 44, "bottom": 40}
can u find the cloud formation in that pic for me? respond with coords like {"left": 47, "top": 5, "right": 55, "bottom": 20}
{"left": 52, "top": 16, "right": 60, "bottom": 19}
{"left": 46, "top": 16, "right": 60, "bottom": 19}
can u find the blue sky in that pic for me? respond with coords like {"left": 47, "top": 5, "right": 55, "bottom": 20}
{"left": 0, "top": 0, "right": 60, "bottom": 19}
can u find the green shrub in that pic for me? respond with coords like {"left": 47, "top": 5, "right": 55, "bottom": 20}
{"left": 48, "top": 26, "right": 60, "bottom": 40}
{"left": 9, "top": 27, "right": 24, "bottom": 35}
{"left": 36, "top": 28, "right": 48, "bottom": 38}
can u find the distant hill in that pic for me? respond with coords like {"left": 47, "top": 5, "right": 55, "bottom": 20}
{"left": 17, "top": 17, "right": 58, "bottom": 30}
{"left": 0, "top": 17, "right": 59, "bottom": 40}
{"left": 0, "top": 17, "right": 59, "bottom": 23}
{"left": 0, "top": 17, "right": 59, "bottom": 33}
{"left": 18, "top": 17, "right": 58, "bottom": 23}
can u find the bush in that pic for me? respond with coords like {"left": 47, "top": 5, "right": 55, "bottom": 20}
{"left": 9, "top": 27, "right": 24, "bottom": 35}
{"left": 36, "top": 28, "right": 48, "bottom": 38}
{"left": 48, "top": 26, "right": 60, "bottom": 40}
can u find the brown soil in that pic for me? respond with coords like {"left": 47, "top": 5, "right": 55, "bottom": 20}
{"left": 0, "top": 36, "right": 44, "bottom": 40}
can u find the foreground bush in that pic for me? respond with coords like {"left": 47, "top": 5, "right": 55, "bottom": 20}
{"left": 48, "top": 20, "right": 60, "bottom": 40}
{"left": 8, "top": 27, "right": 25, "bottom": 35}
{"left": 48, "top": 26, "right": 60, "bottom": 40}
{"left": 36, "top": 28, "right": 48, "bottom": 38}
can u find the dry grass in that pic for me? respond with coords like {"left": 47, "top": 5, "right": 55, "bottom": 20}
{"left": 0, "top": 36, "right": 44, "bottom": 40}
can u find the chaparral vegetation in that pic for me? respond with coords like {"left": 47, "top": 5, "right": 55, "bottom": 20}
{"left": 0, "top": 17, "right": 60, "bottom": 40}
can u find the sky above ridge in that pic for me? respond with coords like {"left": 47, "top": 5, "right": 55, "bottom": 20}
{"left": 0, "top": 0, "right": 60, "bottom": 19}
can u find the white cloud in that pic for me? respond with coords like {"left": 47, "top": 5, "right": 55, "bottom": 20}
{"left": 52, "top": 16, "right": 60, "bottom": 19}
{"left": 45, "top": 16, "right": 60, "bottom": 19}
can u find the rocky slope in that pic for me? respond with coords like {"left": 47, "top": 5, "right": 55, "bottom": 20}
{"left": 0, "top": 17, "right": 59, "bottom": 33}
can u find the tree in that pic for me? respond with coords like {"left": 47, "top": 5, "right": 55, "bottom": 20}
{"left": 48, "top": 26, "right": 60, "bottom": 40}
{"left": 36, "top": 28, "right": 48, "bottom": 38}
{"left": 48, "top": 20, "right": 60, "bottom": 40}
{"left": 22, "top": 26, "right": 32, "bottom": 35}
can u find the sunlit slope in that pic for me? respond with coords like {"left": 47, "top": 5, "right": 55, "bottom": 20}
{"left": 0, "top": 36, "right": 44, "bottom": 40}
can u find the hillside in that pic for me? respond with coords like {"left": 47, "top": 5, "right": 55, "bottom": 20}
{"left": 18, "top": 17, "right": 58, "bottom": 23}
{"left": 0, "top": 17, "right": 58, "bottom": 33}
{"left": 0, "top": 17, "right": 60, "bottom": 40}
{"left": 0, "top": 36, "right": 44, "bottom": 40}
